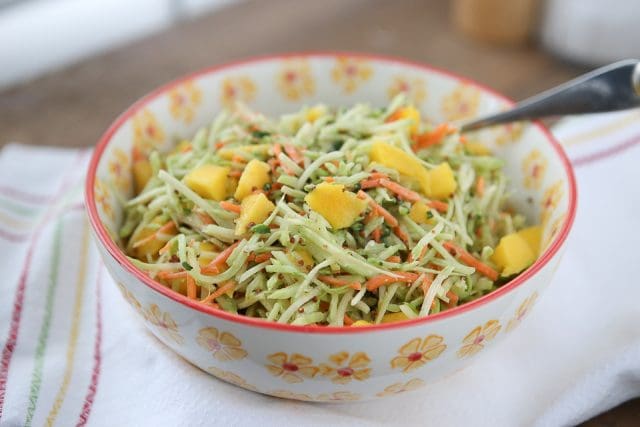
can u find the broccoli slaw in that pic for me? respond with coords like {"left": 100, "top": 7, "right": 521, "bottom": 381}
{"left": 119, "top": 96, "right": 540, "bottom": 326}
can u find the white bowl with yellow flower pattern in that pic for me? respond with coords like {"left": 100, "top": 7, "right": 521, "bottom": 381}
{"left": 85, "top": 53, "right": 576, "bottom": 402}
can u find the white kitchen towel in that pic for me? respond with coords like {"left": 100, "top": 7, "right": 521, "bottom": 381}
{"left": 1, "top": 110, "right": 639, "bottom": 427}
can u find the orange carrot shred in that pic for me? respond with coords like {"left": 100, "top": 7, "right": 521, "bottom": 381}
{"left": 372, "top": 228, "right": 381, "bottom": 242}
{"left": 186, "top": 275, "right": 197, "bottom": 299}
{"left": 476, "top": 176, "right": 485, "bottom": 197}
{"left": 197, "top": 212, "right": 214, "bottom": 225}
{"left": 378, "top": 178, "right": 421, "bottom": 202}
{"left": 421, "top": 274, "right": 434, "bottom": 295}
{"left": 324, "top": 176, "right": 335, "bottom": 183}
{"left": 343, "top": 314, "right": 354, "bottom": 326}
{"left": 386, "top": 256, "right": 402, "bottom": 263}
{"left": 446, "top": 290, "right": 459, "bottom": 308}
{"left": 284, "top": 144, "right": 303, "bottom": 164}
{"left": 132, "top": 221, "right": 176, "bottom": 249}
{"left": 412, "top": 123, "right": 453, "bottom": 150}
{"left": 357, "top": 190, "right": 399, "bottom": 228}
{"left": 369, "top": 172, "right": 389, "bottom": 180}
{"left": 228, "top": 170, "right": 243, "bottom": 178}
{"left": 201, "top": 241, "right": 240, "bottom": 274}
{"left": 317, "top": 275, "right": 362, "bottom": 290}
{"left": 219, "top": 201, "right": 242, "bottom": 214}
{"left": 360, "top": 179, "right": 381, "bottom": 189}
{"left": 443, "top": 241, "right": 499, "bottom": 281}
{"left": 428, "top": 199, "right": 449, "bottom": 213}
{"left": 157, "top": 271, "right": 188, "bottom": 280}
{"left": 365, "top": 272, "right": 419, "bottom": 291}
{"left": 393, "top": 226, "right": 409, "bottom": 244}
{"left": 201, "top": 281, "right": 235, "bottom": 304}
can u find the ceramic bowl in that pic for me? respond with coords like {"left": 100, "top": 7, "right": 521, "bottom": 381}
{"left": 85, "top": 53, "right": 576, "bottom": 402}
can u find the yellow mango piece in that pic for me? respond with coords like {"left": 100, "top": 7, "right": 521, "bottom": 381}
{"left": 465, "top": 141, "right": 491, "bottom": 156}
{"left": 234, "top": 159, "right": 271, "bottom": 201}
{"left": 382, "top": 312, "right": 409, "bottom": 323}
{"left": 370, "top": 142, "right": 431, "bottom": 194}
{"left": 130, "top": 217, "right": 175, "bottom": 260}
{"left": 517, "top": 225, "right": 542, "bottom": 256}
{"left": 389, "top": 106, "right": 421, "bottom": 135}
{"left": 409, "top": 201, "right": 434, "bottom": 224}
{"left": 288, "top": 249, "right": 315, "bottom": 269}
{"left": 235, "top": 193, "right": 275, "bottom": 235}
{"left": 428, "top": 162, "right": 457, "bottom": 199}
{"left": 218, "top": 144, "right": 270, "bottom": 160}
{"left": 306, "top": 105, "right": 327, "bottom": 122}
{"left": 132, "top": 159, "right": 153, "bottom": 194}
{"left": 184, "top": 164, "right": 230, "bottom": 201}
{"left": 492, "top": 233, "right": 535, "bottom": 276}
{"left": 304, "top": 182, "right": 367, "bottom": 229}
{"left": 198, "top": 241, "right": 219, "bottom": 267}
{"left": 352, "top": 320, "right": 372, "bottom": 327}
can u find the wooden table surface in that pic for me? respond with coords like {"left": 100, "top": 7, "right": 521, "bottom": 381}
{"left": 0, "top": 0, "right": 637, "bottom": 424}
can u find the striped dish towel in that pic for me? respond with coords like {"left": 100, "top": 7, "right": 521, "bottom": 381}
{"left": 0, "top": 110, "right": 639, "bottom": 427}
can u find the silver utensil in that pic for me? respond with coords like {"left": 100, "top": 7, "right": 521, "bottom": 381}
{"left": 461, "top": 59, "right": 640, "bottom": 133}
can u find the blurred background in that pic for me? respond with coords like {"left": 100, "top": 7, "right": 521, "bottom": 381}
{"left": 0, "top": 1, "right": 638, "bottom": 422}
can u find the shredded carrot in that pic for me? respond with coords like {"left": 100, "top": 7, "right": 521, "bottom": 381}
{"left": 343, "top": 314, "right": 354, "bottom": 326}
{"left": 379, "top": 178, "right": 421, "bottom": 202}
{"left": 443, "top": 241, "right": 499, "bottom": 281}
{"left": 365, "top": 272, "right": 419, "bottom": 291}
{"left": 197, "top": 212, "right": 214, "bottom": 225}
{"left": 445, "top": 290, "right": 459, "bottom": 308}
{"left": 186, "top": 275, "right": 197, "bottom": 299}
{"left": 214, "top": 141, "right": 225, "bottom": 149}
{"left": 357, "top": 190, "right": 399, "bottom": 227}
{"left": 157, "top": 271, "right": 188, "bottom": 280}
{"left": 386, "top": 255, "right": 402, "bottom": 263}
{"left": 228, "top": 169, "right": 243, "bottom": 178}
{"left": 372, "top": 228, "right": 381, "bottom": 242}
{"left": 317, "top": 275, "right": 362, "bottom": 290}
{"left": 201, "top": 241, "right": 240, "bottom": 274}
{"left": 324, "top": 176, "right": 335, "bottom": 183}
{"left": 359, "top": 179, "right": 380, "bottom": 189}
{"left": 369, "top": 172, "right": 389, "bottom": 180}
{"left": 273, "top": 143, "right": 283, "bottom": 157}
{"left": 158, "top": 240, "right": 173, "bottom": 255}
{"left": 219, "top": 201, "right": 242, "bottom": 214}
{"left": 421, "top": 274, "right": 434, "bottom": 295}
{"left": 393, "top": 226, "right": 409, "bottom": 245}
{"left": 412, "top": 124, "right": 453, "bottom": 150}
{"left": 428, "top": 200, "right": 449, "bottom": 213}
{"left": 284, "top": 144, "right": 303, "bottom": 164}
{"left": 476, "top": 175, "right": 485, "bottom": 197}
{"left": 248, "top": 252, "right": 272, "bottom": 263}
{"left": 201, "top": 281, "right": 235, "bottom": 304}
{"left": 231, "top": 155, "right": 247, "bottom": 164}
{"left": 132, "top": 221, "right": 176, "bottom": 249}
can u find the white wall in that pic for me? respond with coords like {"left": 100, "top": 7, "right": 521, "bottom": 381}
{"left": 0, "top": 0, "right": 236, "bottom": 89}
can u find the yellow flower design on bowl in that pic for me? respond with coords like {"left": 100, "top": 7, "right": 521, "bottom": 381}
{"left": 265, "top": 352, "right": 318, "bottom": 383}
{"left": 169, "top": 81, "right": 202, "bottom": 124}
{"left": 94, "top": 178, "right": 114, "bottom": 221}
{"left": 506, "top": 292, "right": 539, "bottom": 332}
{"left": 316, "top": 391, "right": 361, "bottom": 402}
{"left": 391, "top": 335, "right": 446, "bottom": 373}
{"left": 318, "top": 351, "right": 371, "bottom": 384}
{"left": 108, "top": 148, "right": 131, "bottom": 194}
{"left": 442, "top": 85, "right": 480, "bottom": 121}
{"left": 277, "top": 59, "right": 315, "bottom": 101}
{"left": 457, "top": 319, "right": 501, "bottom": 358}
{"left": 376, "top": 378, "right": 425, "bottom": 397}
{"left": 220, "top": 76, "right": 257, "bottom": 108}
{"left": 522, "top": 149, "right": 548, "bottom": 190}
{"left": 116, "top": 282, "right": 145, "bottom": 319}
{"left": 145, "top": 303, "right": 184, "bottom": 345}
{"left": 331, "top": 57, "right": 373, "bottom": 94}
{"left": 541, "top": 180, "right": 565, "bottom": 224}
{"left": 132, "top": 109, "right": 166, "bottom": 153}
{"left": 542, "top": 212, "right": 567, "bottom": 250}
{"left": 206, "top": 367, "right": 258, "bottom": 392}
{"left": 387, "top": 75, "right": 427, "bottom": 104}
{"left": 196, "top": 327, "right": 247, "bottom": 362}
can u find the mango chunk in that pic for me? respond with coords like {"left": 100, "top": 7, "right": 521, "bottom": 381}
{"left": 306, "top": 105, "right": 327, "bottom": 122}
{"left": 288, "top": 248, "right": 315, "bottom": 269}
{"left": 198, "top": 241, "right": 219, "bottom": 267}
{"left": 235, "top": 193, "right": 275, "bottom": 235}
{"left": 409, "top": 201, "right": 433, "bottom": 224}
{"left": 517, "top": 225, "right": 542, "bottom": 256}
{"left": 184, "top": 164, "right": 230, "bottom": 201}
{"left": 218, "top": 144, "right": 270, "bottom": 160}
{"left": 370, "top": 142, "right": 431, "bottom": 194}
{"left": 132, "top": 159, "right": 153, "bottom": 194}
{"left": 388, "top": 106, "right": 421, "bottom": 135}
{"left": 428, "top": 162, "right": 457, "bottom": 199}
{"left": 351, "top": 320, "right": 372, "bottom": 327}
{"left": 382, "top": 312, "right": 409, "bottom": 323}
{"left": 492, "top": 233, "right": 536, "bottom": 276}
{"left": 234, "top": 159, "right": 271, "bottom": 201}
{"left": 465, "top": 141, "right": 491, "bottom": 156}
{"left": 304, "top": 182, "right": 367, "bottom": 229}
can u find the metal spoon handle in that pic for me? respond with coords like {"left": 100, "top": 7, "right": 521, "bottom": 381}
{"left": 461, "top": 59, "right": 640, "bottom": 133}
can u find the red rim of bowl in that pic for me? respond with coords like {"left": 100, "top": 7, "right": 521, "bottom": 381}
{"left": 85, "top": 51, "right": 577, "bottom": 334}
